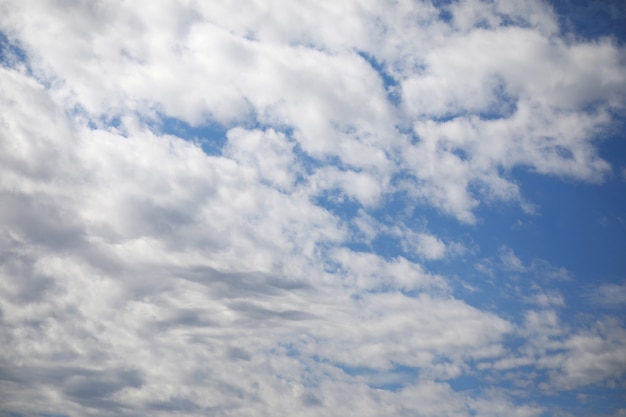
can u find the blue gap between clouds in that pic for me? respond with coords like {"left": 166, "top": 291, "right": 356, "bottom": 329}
{"left": 406, "top": 103, "right": 625, "bottom": 320}
{"left": 357, "top": 52, "right": 400, "bottom": 106}
{"left": 503, "top": 172, "right": 626, "bottom": 317}
{"left": 447, "top": 374, "right": 483, "bottom": 394}
{"left": 548, "top": 0, "right": 626, "bottom": 41}
{"left": 337, "top": 364, "right": 419, "bottom": 392}
{"left": 0, "top": 32, "right": 28, "bottom": 66}
{"left": 88, "top": 114, "right": 123, "bottom": 131}
{"left": 425, "top": 84, "right": 518, "bottom": 124}
{"left": 158, "top": 116, "right": 228, "bottom": 155}
{"left": 431, "top": 0, "right": 454, "bottom": 23}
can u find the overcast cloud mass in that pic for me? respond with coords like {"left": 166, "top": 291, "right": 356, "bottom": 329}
{"left": 1, "top": 0, "right": 626, "bottom": 416}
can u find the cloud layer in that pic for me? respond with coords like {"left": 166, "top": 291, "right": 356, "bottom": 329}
{"left": 1, "top": 0, "right": 625, "bottom": 416}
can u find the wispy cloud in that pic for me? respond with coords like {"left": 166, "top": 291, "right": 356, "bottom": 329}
{"left": 588, "top": 282, "right": 626, "bottom": 307}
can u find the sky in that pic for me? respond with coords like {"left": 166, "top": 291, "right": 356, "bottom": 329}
{"left": 0, "top": 0, "right": 625, "bottom": 416}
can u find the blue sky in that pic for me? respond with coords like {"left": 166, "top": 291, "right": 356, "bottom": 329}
{"left": 0, "top": 1, "right": 625, "bottom": 416}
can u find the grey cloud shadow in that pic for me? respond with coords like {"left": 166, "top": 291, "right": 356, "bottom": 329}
{"left": 0, "top": 362, "right": 143, "bottom": 410}
{"left": 227, "top": 301, "right": 317, "bottom": 323}
{"left": 0, "top": 192, "right": 85, "bottom": 252}
{"left": 227, "top": 347, "right": 251, "bottom": 361}
{"left": 124, "top": 196, "right": 198, "bottom": 238}
{"left": 301, "top": 392, "right": 323, "bottom": 407}
{"left": 149, "top": 396, "right": 201, "bottom": 412}
{"left": 150, "top": 309, "right": 220, "bottom": 331}
{"left": 62, "top": 369, "right": 143, "bottom": 410}
{"left": 0, "top": 192, "right": 125, "bottom": 276}
{"left": 0, "top": 250, "right": 55, "bottom": 303}
{"left": 175, "top": 265, "right": 314, "bottom": 299}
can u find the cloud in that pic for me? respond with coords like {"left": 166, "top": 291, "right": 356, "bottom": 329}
{"left": 0, "top": 63, "right": 516, "bottom": 415}
{"left": 476, "top": 246, "right": 572, "bottom": 281}
{"left": 499, "top": 246, "right": 528, "bottom": 272}
{"left": 2, "top": 0, "right": 623, "bottom": 223}
{"left": 588, "top": 282, "right": 626, "bottom": 307}
{"left": 486, "top": 312, "right": 626, "bottom": 392}
{"left": 554, "top": 319, "right": 626, "bottom": 389}
{"left": 411, "top": 233, "right": 448, "bottom": 260}
{"left": 1, "top": 0, "right": 626, "bottom": 416}
{"left": 223, "top": 127, "right": 301, "bottom": 191}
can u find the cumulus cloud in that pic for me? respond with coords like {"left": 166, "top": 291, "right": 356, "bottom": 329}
{"left": 1, "top": 0, "right": 625, "bottom": 416}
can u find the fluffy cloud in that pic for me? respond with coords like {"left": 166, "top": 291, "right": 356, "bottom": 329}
{"left": 3, "top": 0, "right": 624, "bottom": 221}
{"left": 1, "top": 0, "right": 625, "bottom": 416}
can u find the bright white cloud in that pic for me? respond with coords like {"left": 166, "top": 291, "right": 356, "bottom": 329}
{"left": 1, "top": 0, "right": 625, "bottom": 416}
{"left": 405, "top": 232, "right": 449, "bottom": 260}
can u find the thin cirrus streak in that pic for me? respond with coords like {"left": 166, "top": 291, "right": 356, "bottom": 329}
{"left": 0, "top": 0, "right": 625, "bottom": 416}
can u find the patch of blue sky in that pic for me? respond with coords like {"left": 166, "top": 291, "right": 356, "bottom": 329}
{"left": 0, "top": 31, "right": 27, "bottom": 67}
{"left": 493, "top": 171, "right": 626, "bottom": 330}
{"left": 314, "top": 188, "right": 361, "bottom": 218}
{"left": 303, "top": 153, "right": 345, "bottom": 178}
{"left": 431, "top": 0, "right": 454, "bottom": 23}
{"left": 506, "top": 166, "right": 626, "bottom": 286}
{"left": 336, "top": 363, "right": 419, "bottom": 392}
{"left": 370, "top": 234, "right": 405, "bottom": 260}
{"left": 568, "top": 385, "right": 626, "bottom": 416}
{"left": 358, "top": 186, "right": 561, "bottom": 322}
{"left": 396, "top": 120, "right": 625, "bottom": 318}
{"left": 548, "top": 0, "right": 626, "bottom": 41}
{"left": 357, "top": 51, "right": 401, "bottom": 106}
{"left": 87, "top": 114, "right": 123, "bottom": 131}
{"left": 277, "top": 341, "right": 300, "bottom": 358}
{"left": 446, "top": 374, "right": 482, "bottom": 393}
{"left": 156, "top": 116, "right": 228, "bottom": 156}
{"left": 425, "top": 86, "right": 518, "bottom": 124}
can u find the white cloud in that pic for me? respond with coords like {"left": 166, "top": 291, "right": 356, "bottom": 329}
{"left": 487, "top": 312, "right": 626, "bottom": 392}
{"left": 310, "top": 166, "right": 387, "bottom": 207}
{"left": 499, "top": 246, "right": 527, "bottom": 272}
{"left": 588, "top": 282, "right": 626, "bottom": 307}
{"left": 0, "top": 63, "right": 516, "bottom": 416}
{"left": 223, "top": 127, "right": 300, "bottom": 191}
{"left": 554, "top": 319, "right": 626, "bottom": 389}
{"left": 1, "top": 0, "right": 626, "bottom": 415}
{"left": 330, "top": 248, "right": 448, "bottom": 292}
{"left": 2, "top": 0, "right": 623, "bottom": 224}
{"left": 527, "top": 290, "right": 566, "bottom": 308}
{"left": 402, "top": 232, "right": 448, "bottom": 260}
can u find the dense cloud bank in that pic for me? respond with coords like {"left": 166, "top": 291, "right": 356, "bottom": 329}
{"left": 1, "top": 1, "right": 625, "bottom": 416}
